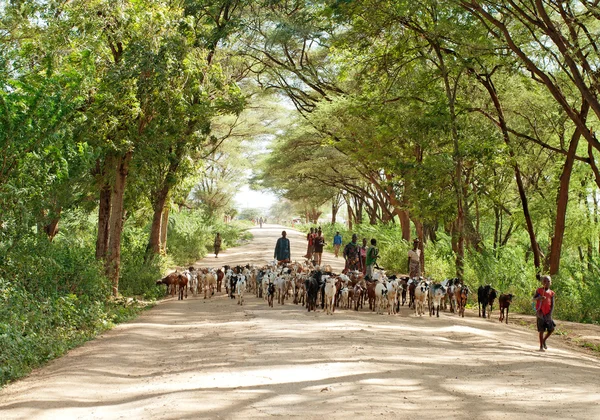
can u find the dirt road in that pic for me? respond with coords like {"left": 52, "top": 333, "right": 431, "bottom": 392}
{"left": 1, "top": 224, "right": 599, "bottom": 419}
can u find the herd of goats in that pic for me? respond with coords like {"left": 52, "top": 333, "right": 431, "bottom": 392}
{"left": 157, "top": 261, "right": 516, "bottom": 323}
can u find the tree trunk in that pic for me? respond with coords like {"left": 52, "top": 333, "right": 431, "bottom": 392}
{"left": 105, "top": 151, "right": 132, "bottom": 297}
{"left": 346, "top": 197, "right": 354, "bottom": 231}
{"left": 147, "top": 188, "right": 169, "bottom": 258}
{"left": 547, "top": 103, "right": 589, "bottom": 274}
{"left": 493, "top": 207, "right": 500, "bottom": 253}
{"left": 354, "top": 197, "right": 363, "bottom": 224}
{"left": 331, "top": 201, "right": 338, "bottom": 224}
{"left": 413, "top": 218, "right": 425, "bottom": 274}
{"left": 440, "top": 60, "right": 465, "bottom": 280}
{"left": 44, "top": 208, "right": 61, "bottom": 242}
{"left": 160, "top": 204, "right": 169, "bottom": 254}
{"left": 96, "top": 156, "right": 113, "bottom": 260}
{"left": 397, "top": 209, "right": 411, "bottom": 241}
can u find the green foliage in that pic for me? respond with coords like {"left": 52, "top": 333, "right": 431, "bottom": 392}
{"left": 165, "top": 210, "right": 252, "bottom": 266}
{"left": 237, "top": 208, "right": 265, "bottom": 222}
{"left": 0, "top": 278, "right": 149, "bottom": 386}
{"left": 0, "top": 230, "right": 148, "bottom": 387}
{"left": 0, "top": 204, "right": 251, "bottom": 387}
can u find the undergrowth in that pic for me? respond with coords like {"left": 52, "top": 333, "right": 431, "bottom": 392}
{"left": 0, "top": 209, "right": 250, "bottom": 387}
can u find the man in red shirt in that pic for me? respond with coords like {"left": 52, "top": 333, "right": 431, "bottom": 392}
{"left": 533, "top": 275, "right": 556, "bottom": 352}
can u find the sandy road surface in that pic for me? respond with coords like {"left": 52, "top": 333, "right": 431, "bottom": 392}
{"left": 1, "top": 224, "right": 599, "bottom": 419}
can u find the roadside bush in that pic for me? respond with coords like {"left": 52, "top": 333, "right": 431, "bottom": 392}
{"left": 167, "top": 210, "right": 252, "bottom": 266}
{"left": 0, "top": 228, "right": 151, "bottom": 387}
{"left": 119, "top": 222, "right": 166, "bottom": 300}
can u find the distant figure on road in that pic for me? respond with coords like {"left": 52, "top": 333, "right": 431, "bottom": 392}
{"left": 259, "top": 217, "right": 263, "bottom": 228}
{"left": 274, "top": 231, "right": 291, "bottom": 264}
{"left": 333, "top": 231, "right": 342, "bottom": 257}
{"left": 343, "top": 234, "right": 362, "bottom": 273}
{"left": 214, "top": 233, "right": 222, "bottom": 258}
{"left": 304, "top": 227, "right": 315, "bottom": 260}
{"left": 408, "top": 238, "right": 421, "bottom": 278}
{"left": 534, "top": 275, "right": 556, "bottom": 351}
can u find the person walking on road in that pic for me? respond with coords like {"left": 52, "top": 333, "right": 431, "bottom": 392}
{"left": 274, "top": 231, "right": 291, "bottom": 264}
{"left": 365, "top": 238, "right": 379, "bottom": 280}
{"left": 360, "top": 237, "right": 368, "bottom": 275}
{"left": 304, "top": 227, "right": 315, "bottom": 260}
{"left": 313, "top": 228, "right": 325, "bottom": 267}
{"left": 534, "top": 275, "right": 556, "bottom": 351}
{"left": 333, "top": 231, "right": 342, "bottom": 257}
{"left": 408, "top": 238, "right": 421, "bottom": 278}
{"left": 343, "top": 234, "right": 362, "bottom": 273}
{"left": 214, "top": 233, "right": 222, "bottom": 258}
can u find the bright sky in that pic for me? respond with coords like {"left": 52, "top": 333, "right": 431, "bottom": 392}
{"left": 234, "top": 185, "right": 278, "bottom": 209}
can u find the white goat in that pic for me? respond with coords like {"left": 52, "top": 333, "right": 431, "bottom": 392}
{"left": 237, "top": 275, "right": 246, "bottom": 305}
{"left": 323, "top": 276, "right": 337, "bottom": 315}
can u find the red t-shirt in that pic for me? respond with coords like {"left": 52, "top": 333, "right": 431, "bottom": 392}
{"left": 535, "top": 287, "right": 554, "bottom": 315}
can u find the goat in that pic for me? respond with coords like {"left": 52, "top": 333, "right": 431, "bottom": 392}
{"left": 414, "top": 281, "right": 429, "bottom": 316}
{"left": 429, "top": 283, "right": 447, "bottom": 318}
{"left": 156, "top": 272, "right": 179, "bottom": 297}
{"left": 177, "top": 273, "right": 188, "bottom": 300}
{"left": 456, "top": 284, "right": 470, "bottom": 318}
{"left": 267, "top": 281, "right": 276, "bottom": 308}
{"left": 323, "top": 276, "right": 337, "bottom": 315}
{"left": 478, "top": 285, "right": 498, "bottom": 319}
{"left": 498, "top": 293, "right": 514, "bottom": 324}
{"left": 237, "top": 275, "right": 246, "bottom": 305}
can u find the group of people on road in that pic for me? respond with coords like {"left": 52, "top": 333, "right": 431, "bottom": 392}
{"left": 300, "top": 229, "right": 381, "bottom": 279}
{"left": 272, "top": 228, "right": 381, "bottom": 276}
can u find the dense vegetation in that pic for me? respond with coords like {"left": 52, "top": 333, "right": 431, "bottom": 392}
{"left": 0, "top": 209, "right": 249, "bottom": 386}
{"left": 251, "top": 1, "right": 600, "bottom": 324}
{"left": 0, "top": 1, "right": 257, "bottom": 386}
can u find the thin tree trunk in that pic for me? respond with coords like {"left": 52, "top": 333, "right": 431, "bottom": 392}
{"left": 105, "top": 151, "right": 132, "bottom": 297}
{"left": 475, "top": 72, "right": 542, "bottom": 272}
{"left": 96, "top": 157, "right": 113, "bottom": 260}
{"left": 435, "top": 45, "right": 465, "bottom": 280}
{"left": 345, "top": 196, "right": 354, "bottom": 231}
{"left": 332, "top": 201, "right": 338, "bottom": 224}
{"left": 44, "top": 208, "right": 61, "bottom": 242}
{"left": 413, "top": 218, "right": 425, "bottom": 274}
{"left": 397, "top": 209, "right": 411, "bottom": 241}
{"left": 147, "top": 188, "right": 169, "bottom": 258}
{"left": 160, "top": 204, "right": 169, "bottom": 254}
{"left": 353, "top": 197, "right": 363, "bottom": 224}
{"left": 547, "top": 102, "right": 589, "bottom": 274}
{"left": 493, "top": 207, "right": 500, "bottom": 252}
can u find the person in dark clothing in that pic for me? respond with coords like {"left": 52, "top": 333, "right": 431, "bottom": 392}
{"left": 274, "top": 231, "right": 291, "bottom": 264}
{"left": 343, "top": 234, "right": 362, "bottom": 273}
{"left": 313, "top": 228, "right": 325, "bottom": 266}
